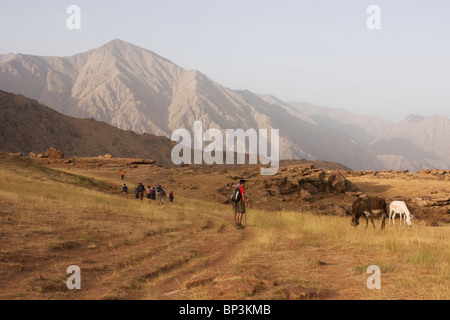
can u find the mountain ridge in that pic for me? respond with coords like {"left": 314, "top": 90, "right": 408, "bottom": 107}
{"left": 1, "top": 39, "right": 449, "bottom": 171}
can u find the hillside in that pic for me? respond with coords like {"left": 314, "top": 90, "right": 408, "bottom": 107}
{"left": 0, "top": 90, "right": 176, "bottom": 166}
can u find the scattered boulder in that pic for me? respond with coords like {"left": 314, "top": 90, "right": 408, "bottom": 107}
{"left": 98, "top": 154, "right": 113, "bottom": 159}
{"left": 300, "top": 182, "right": 319, "bottom": 195}
{"left": 326, "top": 171, "right": 347, "bottom": 193}
{"left": 45, "top": 147, "right": 64, "bottom": 159}
{"left": 298, "top": 189, "right": 312, "bottom": 201}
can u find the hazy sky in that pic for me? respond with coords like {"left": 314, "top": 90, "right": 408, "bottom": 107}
{"left": 1, "top": 0, "right": 449, "bottom": 121}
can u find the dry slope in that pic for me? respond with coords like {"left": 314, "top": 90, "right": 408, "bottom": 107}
{"left": 0, "top": 90, "right": 176, "bottom": 166}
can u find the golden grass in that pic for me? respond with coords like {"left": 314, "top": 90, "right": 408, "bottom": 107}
{"left": 0, "top": 155, "right": 448, "bottom": 300}
{"left": 348, "top": 175, "right": 450, "bottom": 199}
{"left": 230, "top": 208, "right": 449, "bottom": 299}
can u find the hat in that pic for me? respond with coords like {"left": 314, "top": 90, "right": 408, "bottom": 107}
{"left": 239, "top": 179, "right": 247, "bottom": 184}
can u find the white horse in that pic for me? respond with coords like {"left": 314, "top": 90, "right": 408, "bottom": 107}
{"left": 389, "top": 201, "right": 412, "bottom": 226}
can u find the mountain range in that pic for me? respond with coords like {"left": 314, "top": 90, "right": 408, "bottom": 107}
{"left": 1, "top": 39, "right": 449, "bottom": 171}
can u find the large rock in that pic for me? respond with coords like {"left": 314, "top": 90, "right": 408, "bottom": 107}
{"left": 45, "top": 147, "right": 64, "bottom": 159}
{"left": 326, "top": 171, "right": 358, "bottom": 194}
{"left": 299, "top": 182, "right": 319, "bottom": 195}
{"left": 298, "top": 189, "right": 312, "bottom": 201}
{"left": 299, "top": 170, "right": 326, "bottom": 184}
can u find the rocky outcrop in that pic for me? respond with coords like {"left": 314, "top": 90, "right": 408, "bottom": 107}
{"left": 29, "top": 147, "right": 64, "bottom": 159}
{"left": 263, "top": 165, "right": 358, "bottom": 197}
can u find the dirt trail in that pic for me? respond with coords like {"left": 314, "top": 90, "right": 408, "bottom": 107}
{"left": 82, "top": 210, "right": 251, "bottom": 300}
{"left": 0, "top": 195, "right": 252, "bottom": 300}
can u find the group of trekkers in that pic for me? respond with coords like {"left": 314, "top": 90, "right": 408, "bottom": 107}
{"left": 119, "top": 171, "right": 248, "bottom": 229}
{"left": 120, "top": 172, "right": 174, "bottom": 205}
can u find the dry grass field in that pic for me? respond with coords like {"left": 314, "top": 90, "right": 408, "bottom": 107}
{"left": 0, "top": 154, "right": 448, "bottom": 300}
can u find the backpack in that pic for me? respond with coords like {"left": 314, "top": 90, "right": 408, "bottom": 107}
{"left": 169, "top": 193, "right": 174, "bottom": 200}
{"left": 231, "top": 186, "right": 241, "bottom": 203}
{"left": 156, "top": 186, "right": 162, "bottom": 194}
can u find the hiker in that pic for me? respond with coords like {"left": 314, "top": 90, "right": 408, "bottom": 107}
{"left": 137, "top": 183, "right": 145, "bottom": 201}
{"left": 146, "top": 186, "right": 152, "bottom": 204}
{"left": 231, "top": 181, "right": 241, "bottom": 220}
{"left": 235, "top": 180, "right": 247, "bottom": 228}
{"left": 122, "top": 184, "right": 128, "bottom": 198}
{"left": 121, "top": 170, "right": 125, "bottom": 180}
{"left": 156, "top": 185, "right": 163, "bottom": 205}
{"left": 151, "top": 187, "right": 156, "bottom": 201}
{"left": 169, "top": 191, "right": 174, "bottom": 204}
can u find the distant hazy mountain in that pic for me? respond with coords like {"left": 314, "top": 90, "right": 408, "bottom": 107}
{"left": 0, "top": 90, "right": 176, "bottom": 166}
{"left": 1, "top": 39, "right": 448, "bottom": 171}
{"left": 289, "top": 101, "right": 450, "bottom": 171}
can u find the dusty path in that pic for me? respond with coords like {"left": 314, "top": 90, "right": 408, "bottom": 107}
{"left": 0, "top": 194, "right": 253, "bottom": 300}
